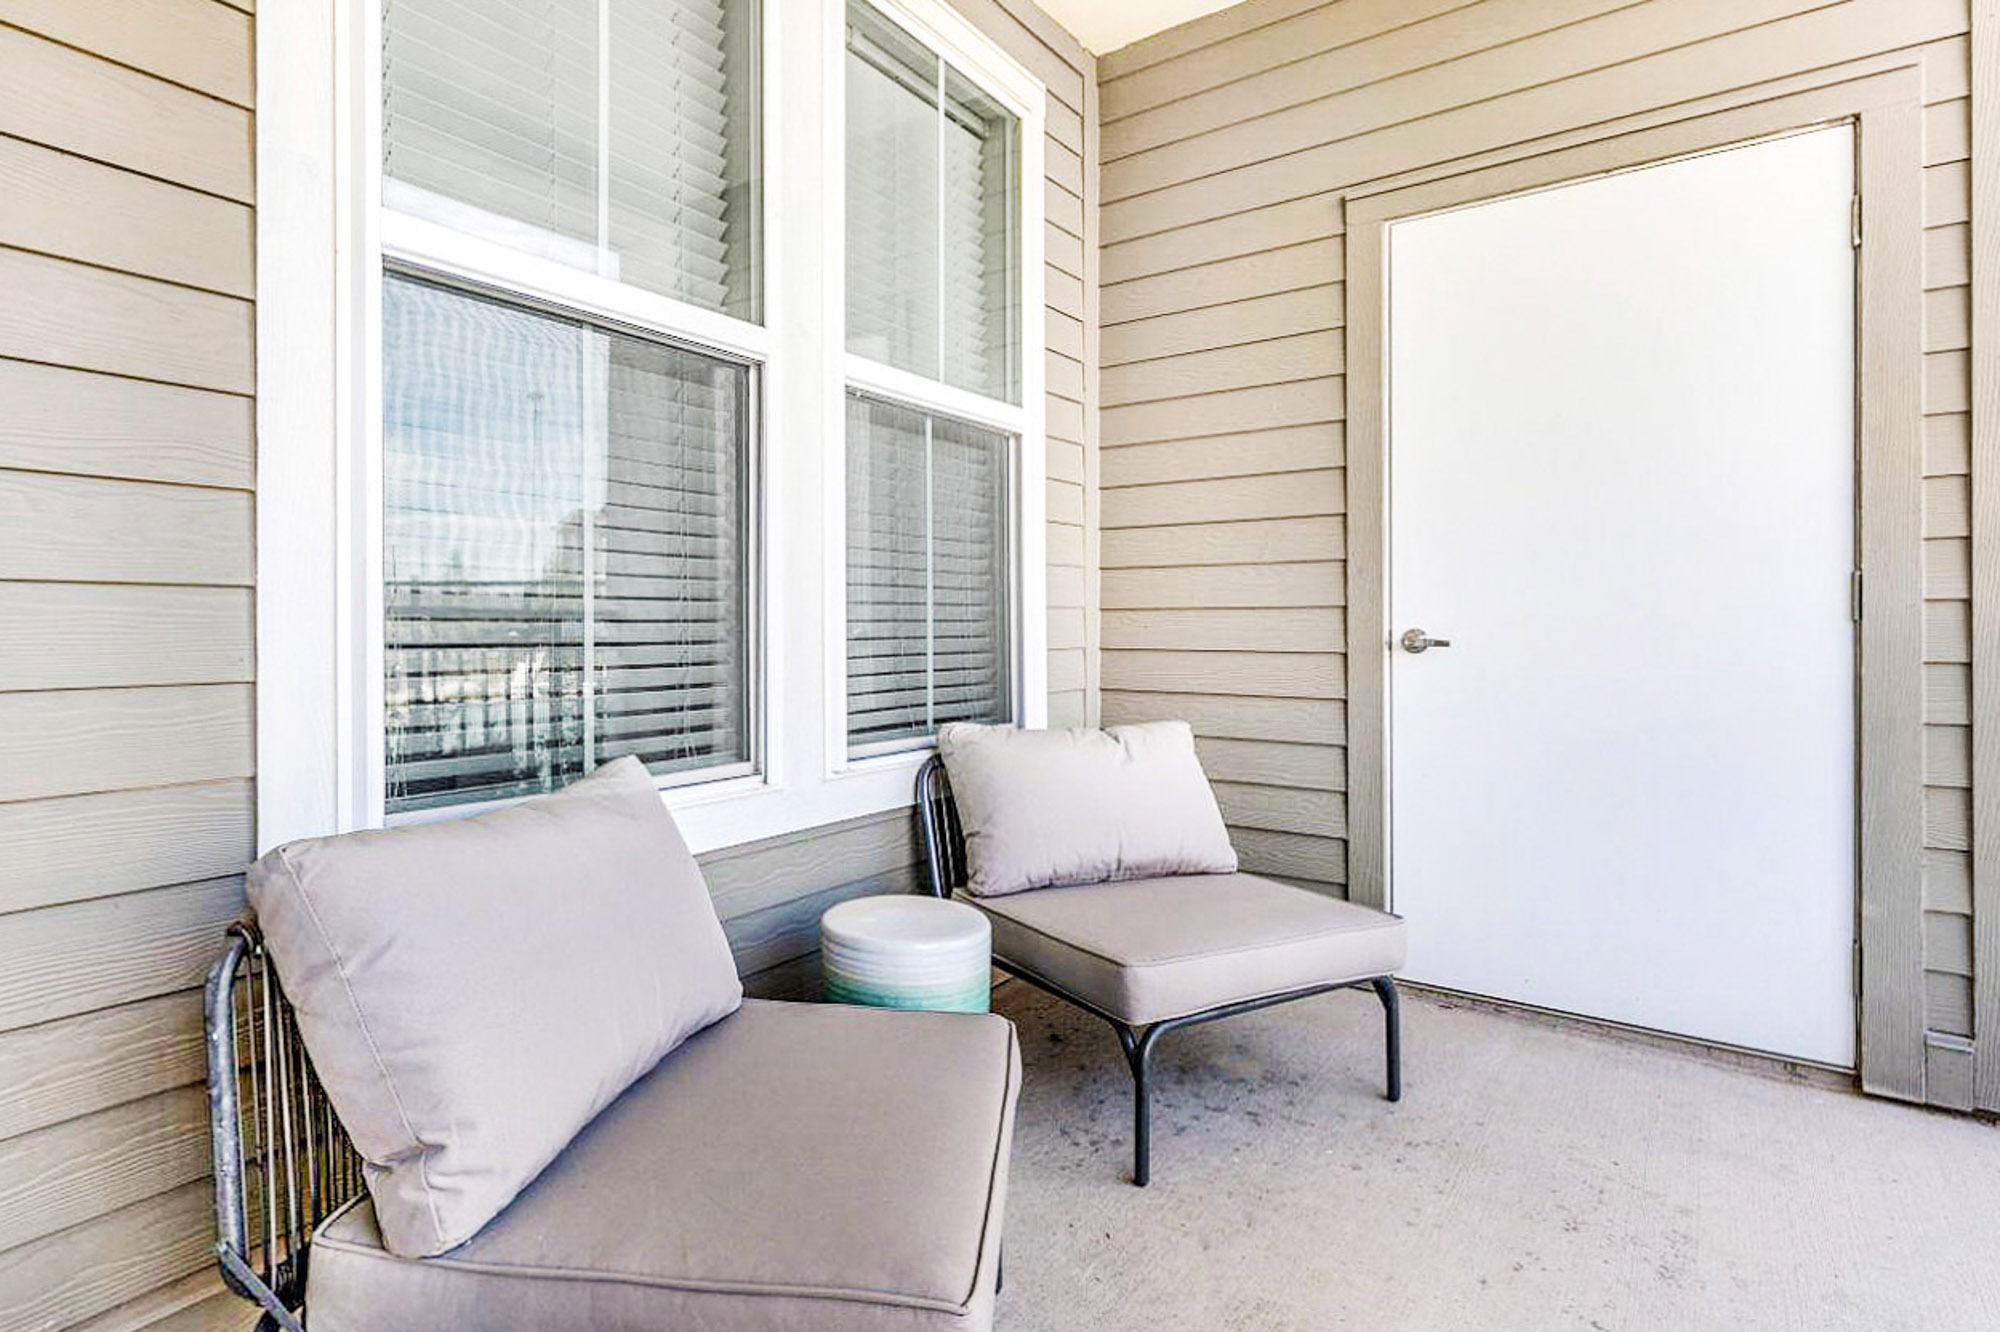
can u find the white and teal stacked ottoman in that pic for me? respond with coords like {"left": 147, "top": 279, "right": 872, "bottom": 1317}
{"left": 821, "top": 896, "right": 993, "bottom": 1013}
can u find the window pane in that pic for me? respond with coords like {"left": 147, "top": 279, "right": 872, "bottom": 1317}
{"left": 382, "top": 0, "right": 763, "bottom": 321}
{"left": 845, "top": 2, "right": 1019, "bottom": 401}
{"left": 596, "top": 335, "right": 753, "bottom": 777}
{"left": 846, "top": 392, "right": 1011, "bottom": 754}
{"left": 845, "top": 3, "right": 939, "bottom": 380}
{"left": 609, "top": 0, "right": 762, "bottom": 320}
{"left": 383, "top": 275, "right": 753, "bottom": 814}
{"left": 382, "top": 0, "right": 599, "bottom": 255}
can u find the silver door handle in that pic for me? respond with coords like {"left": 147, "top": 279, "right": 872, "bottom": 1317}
{"left": 1400, "top": 628, "right": 1451, "bottom": 653}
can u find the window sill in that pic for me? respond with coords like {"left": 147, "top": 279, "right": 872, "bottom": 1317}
{"left": 666, "top": 750, "right": 931, "bottom": 855}
{"left": 378, "top": 752, "right": 930, "bottom": 857}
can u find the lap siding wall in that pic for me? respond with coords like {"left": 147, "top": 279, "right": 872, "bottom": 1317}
{"left": 0, "top": 0, "right": 1095, "bottom": 1327}
{"left": 0, "top": 3, "right": 263, "bottom": 1328}
{"left": 1096, "top": 0, "right": 1990, "bottom": 1108}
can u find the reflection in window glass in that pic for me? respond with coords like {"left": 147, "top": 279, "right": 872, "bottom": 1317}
{"left": 382, "top": 275, "right": 753, "bottom": 812}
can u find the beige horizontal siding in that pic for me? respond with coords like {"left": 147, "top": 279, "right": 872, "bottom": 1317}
{"left": 0, "top": 686, "right": 255, "bottom": 805}
{"left": 1102, "top": 689, "right": 1346, "bottom": 744}
{"left": 0, "top": 1180, "right": 218, "bottom": 1332}
{"left": 1104, "top": 238, "right": 1341, "bottom": 323}
{"left": 0, "top": 25, "right": 252, "bottom": 202}
{"left": 0, "top": 1087, "right": 211, "bottom": 1255}
{"left": 0, "top": 361, "right": 252, "bottom": 489}
{"left": 1102, "top": 287, "right": 1342, "bottom": 366}
{"left": 0, "top": 8, "right": 262, "bottom": 1330}
{"left": 0, "top": 781, "right": 253, "bottom": 917}
{"left": 1100, "top": 0, "right": 1963, "bottom": 244}
{"left": 1928, "top": 217, "right": 1972, "bottom": 288}
{"left": 1212, "top": 780, "right": 1347, "bottom": 837}
{"left": 1232, "top": 825, "right": 1347, "bottom": 886}
{"left": 1102, "top": 468, "right": 1343, "bottom": 526}
{"left": 0, "top": 249, "right": 253, "bottom": 394}
{"left": 66, "top": 1271, "right": 249, "bottom": 1332}
{"left": 0, "top": 471, "right": 253, "bottom": 585}
{"left": 1199, "top": 737, "right": 1345, "bottom": 790}
{"left": 0, "top": 878, "right": 248, "bottom": 1036}
{"left": 1112, "top": 556, "right": 1344, "bottom": 604}
{"left": 0, "top": 0, "right": 254, "bottom": 107}
{"left": 1103, "top": 606, "right": 1343, "bottom": 652}
{"left": 1102, "top": 518, "right": 1344, "bottom": 568}
{"left": 0, "top": 994, "right": 207, "bottom": 1142}
{"left": 0, "top": 584, "right": 252, "bottom": 693}
{"left": 0, "top": 137, "right": 254, "bottom": 299}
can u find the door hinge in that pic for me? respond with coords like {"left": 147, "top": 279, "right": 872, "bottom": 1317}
{"left": 1851, "top": 569, "right": 1864, "bottom": 622}
{"left": 1851, "top": 194, "right": 1862, "bottom": 248}
{"left": 1853, "top": 940, "right": 1863, "bottom": 997}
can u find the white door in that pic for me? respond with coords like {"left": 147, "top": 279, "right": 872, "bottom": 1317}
{"left": 1386, "top": 127, "right": 1858, "bottom": 1066}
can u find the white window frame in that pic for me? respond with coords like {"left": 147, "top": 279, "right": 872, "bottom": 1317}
{"left": 257, "top": 0, "right": 1045, "bottom": 855}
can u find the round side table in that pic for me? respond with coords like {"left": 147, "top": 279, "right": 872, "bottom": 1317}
{"left": 821, "top": 895, "right": 992, "bottom": 1013}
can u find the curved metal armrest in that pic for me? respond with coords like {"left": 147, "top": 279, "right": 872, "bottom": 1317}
{"left": 205, "top": 920, "right": 364, "bottom": 1331}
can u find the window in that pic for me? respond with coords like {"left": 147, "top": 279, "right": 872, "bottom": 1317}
{"left": 377, "top": 0, "right": 764, "bottom": 815}
{"left": 843, "top": 0, "right": 1023, "bottom": 757}
{"left": 257, "top": 0, "right": 1046, "bottom": 852}
{"left": 381, "top": 276, "right": 755, "bottom": 812}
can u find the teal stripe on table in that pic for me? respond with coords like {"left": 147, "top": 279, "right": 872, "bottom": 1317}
{"left": 823, "top": 973, "right": 991, "bottom": 1013}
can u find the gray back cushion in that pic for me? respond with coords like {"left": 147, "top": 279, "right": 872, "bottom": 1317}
{"left": 246, "top": 756, "right": 742, "bottom": 1258}
{"left": 938, "top": 721, "right": 1237, "bottom": 897}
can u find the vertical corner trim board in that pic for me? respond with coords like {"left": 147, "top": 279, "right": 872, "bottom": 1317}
{"left": 1853, "top": 92, "right": 1934, "bottom": 1103}
{"left": 1968, "top": 0, "right": 2000, "bottom": 1114}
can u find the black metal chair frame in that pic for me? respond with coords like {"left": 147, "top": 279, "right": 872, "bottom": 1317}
{"left": 915, "top": 756, "right": 1400, "bottom": 1187}
{"left": 205, "top": 920, "right": 366, "bottom": 1332}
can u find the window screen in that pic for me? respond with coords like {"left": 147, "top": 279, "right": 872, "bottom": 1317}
{"left": 382, "top": 274, "right": 753, "bottom": 812}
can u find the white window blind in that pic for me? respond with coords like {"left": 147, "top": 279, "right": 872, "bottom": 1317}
{"left": 382, "top": 274, "right": 753, "bottom": 812}
{"left": 846, "top": 391, "right": 1010, "bottom": 754}
{"left": 845, "top": 0, "right": 1019, "bottom": 402}
{"left": 383, "top": 0, "right": 762, "bottom": 321}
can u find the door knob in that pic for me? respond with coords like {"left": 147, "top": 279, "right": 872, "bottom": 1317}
{"left": 1400, "top": 628, "right": 1451, "bottom": 654}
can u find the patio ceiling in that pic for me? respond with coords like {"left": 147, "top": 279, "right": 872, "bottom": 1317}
{"left": 1031, "top": 0, "right": 1244, "bottom": 56}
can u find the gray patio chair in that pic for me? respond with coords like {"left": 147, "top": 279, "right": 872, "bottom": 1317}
{"left": 205, "top": 919, "right": 1019, "bottom": 1330}
{"left": 917, "top": 755, "right": 1404, "bottom": 1186}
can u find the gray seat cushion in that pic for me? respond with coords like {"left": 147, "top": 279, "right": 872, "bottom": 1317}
{"left": 307, "top": 999, "right": 1019, "bottom": 1332}
{"left": 971, "top": 873, "right": 1407, "bottom": 1025}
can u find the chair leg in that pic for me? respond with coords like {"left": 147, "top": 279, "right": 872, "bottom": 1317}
{"left": 1119, "top": 1022, "right": 1169, "bottom": 1187}
{"left": 1370, "top": 976, "right": 1401, "bottom": 1102}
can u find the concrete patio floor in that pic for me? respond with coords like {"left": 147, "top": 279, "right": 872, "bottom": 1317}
{"left": 991, "top": 981, "right": 2000, "bottom": 1331}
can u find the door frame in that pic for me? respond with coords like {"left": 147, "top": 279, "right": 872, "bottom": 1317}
{"left": 1342, "top": 68, "right": 1928, "bottom": 1098}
